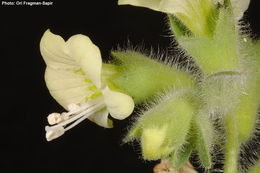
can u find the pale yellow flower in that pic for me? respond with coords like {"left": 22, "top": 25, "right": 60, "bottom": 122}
{"left": 118, "top": 0, "right": 216, "bottom": 37}
{"left": 40, "top": 30, "right": 134, "bottom": 141}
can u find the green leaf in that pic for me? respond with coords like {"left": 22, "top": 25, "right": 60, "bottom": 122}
{"left": 235, "top": 80, "right": 259, "bottom": 142}
{"left": 233, "top": 39, "right": 260, "bottom": 142}
{"left": 123, "top": 123, "right": 142, "bottom": 142}
{"left": 168, "top": 14, "right": 192, "bottom": 38}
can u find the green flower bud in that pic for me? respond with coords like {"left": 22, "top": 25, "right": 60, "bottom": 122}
{"left": 109, "top": 50, "right": 194, "bottom": 104}
{"left": 126, "top": 90, "right": 195, "bottom": 160}
{"left": 141, "top": 125, "right": 173, "bottom": 159}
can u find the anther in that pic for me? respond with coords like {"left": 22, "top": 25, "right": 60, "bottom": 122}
{"left": 45, "top": 126, "right": 65, "bottom": 141}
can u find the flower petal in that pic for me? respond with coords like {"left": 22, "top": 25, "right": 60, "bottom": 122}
{"left": 102, "top": 87, "right": 134, "bottom": 120}
{"left": 88, "top": 108, "right": 113, "bottom": 128}
{"left": 118, "top": 0, "right": 162, "bottom": 12}
{"left": 40, "top": 29, "right": 78, "bottom": 70}
{"left": 118, "top": 0, "right": 203, "bottom": 15}
{"left": 41, "top": 30, "right": 103, "bottom": 109}
{"left": 118, "top": 0, "right": 216, "bottom": 37}
{"left": 231, "top": 0, "right": 250, "bottom": 20}
{"left": 66, "top": 34, "right": 102, "bottom": 88}
{"left": 45, "top": 66, "right": 101, "bottom": 110}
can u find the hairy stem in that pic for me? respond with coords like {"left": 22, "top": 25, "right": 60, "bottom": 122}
{"left": 224, "top": 115, "right": 239, "bottom": 173}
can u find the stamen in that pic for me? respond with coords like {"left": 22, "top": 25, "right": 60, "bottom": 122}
{"left": 64, "top": 103, "right": 105, "bottom": 131}
{"left": 58, "top": 102, "right": 104, "bottom": 127}
{"left": 65, "top": 97, "right": 103, "bottom": 116}
{"left": 45, "top": 98, "right": 106, "bottom": 141}
{"left": 47, "top": 113, "right": 61, "bottom": 125}
{"left": 64, "top": 113, "right": 90, "bottom": 131}
{"left": 67, "top": 103, "right": 80, "bottom": 111}
{"left": 47, "top": 98, "right": 103, "bottom": 125}
{"left": 47, "top": 113, "right": 69, "bottom": 125}
{"left": 45, "top": 126, "right": 65, "bottom": 141}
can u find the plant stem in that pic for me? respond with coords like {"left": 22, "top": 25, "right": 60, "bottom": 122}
{"left": 224, "top": 115, "right": 239, "bottom": 173}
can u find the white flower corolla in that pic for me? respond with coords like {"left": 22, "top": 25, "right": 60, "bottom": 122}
{"left": 214, "top": 0, "right": 250, "bottom": 20}
{"left": 40, "top": 30, "right": 134, "bottom": 141}
{"left": 118, "top": 0, "right": 250, "bottom": 18}
{"left": 118, "top": 0, "right": 215, "bottom": 37}
{"left": 230, "top": 0, "right": 250, "bottom": 20}
{"left": 118, "top": 0, "right": 205, "bottom": 15}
